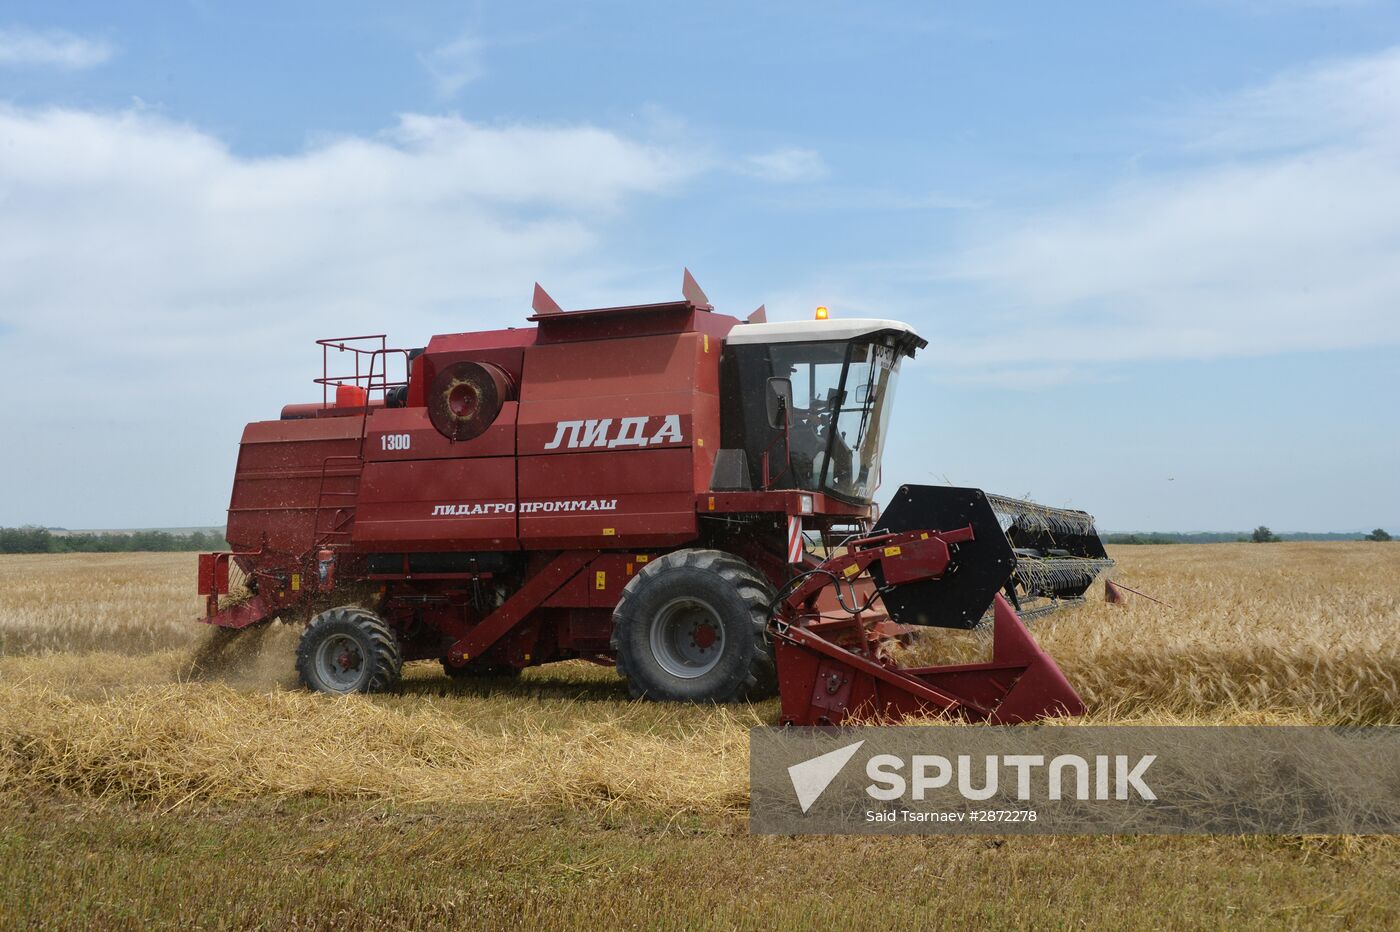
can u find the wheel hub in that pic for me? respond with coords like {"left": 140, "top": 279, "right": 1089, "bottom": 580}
{"left": 649, "top": 597, "right": 726, "bottom": 679}
{"left": 314, "top": 633, "right": 365, "bottom": 691}
{"left": 691, "top": 623, "right": 718, "bottom": 650}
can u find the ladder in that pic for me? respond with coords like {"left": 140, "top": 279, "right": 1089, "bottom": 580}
{"left": 306, "top": 340, "right": 409, "bottom": 557}
{"left": 311, "top": 453, "right": 363, "bottom": 552}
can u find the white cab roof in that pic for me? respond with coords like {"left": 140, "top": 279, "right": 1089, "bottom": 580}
{"left": 724, "top": 318, "right": 923, "bottom": 346}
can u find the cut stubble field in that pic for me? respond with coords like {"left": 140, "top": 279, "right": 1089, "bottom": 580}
{"left": 0, "top": 543, "right": 1397, "bottom": 929}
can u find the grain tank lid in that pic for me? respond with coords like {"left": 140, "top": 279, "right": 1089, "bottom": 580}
{"left": 526, "top": 298, "right": 704, "bottom": 324}
{"left": 527, "top": 299, "right": 713, "bottom": 343}
{"left": 525, "top": 268, "right": 719, "bottom": 343}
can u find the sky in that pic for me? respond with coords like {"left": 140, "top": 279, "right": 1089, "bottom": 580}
{"left": 1, "top": 0, "right": 1398, "bottom": 532}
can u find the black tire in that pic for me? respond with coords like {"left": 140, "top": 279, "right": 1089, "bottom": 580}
{"left": 440, "top": 658, "right": 521, "bottom": 679}
{"left": 611, "top": 549, "right": 776, "bottom": 702}
{"left": 296, "top": 606, "right": 402, "bottom": 694}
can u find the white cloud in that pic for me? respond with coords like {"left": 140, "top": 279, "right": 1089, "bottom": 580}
{"left": 0, "top": 27, "right": 113, "bottom": 69}
{"left": 0, "top": 106, "right": 698, "bottom": 525}
{"left": 928, "top": 46, "right": 1400, "bottom": 380}
{"left": 742, "top": 147, "right": 829, "bottom": 183}
{"left": 419, "top": 33, "right": 485, "bottom": 98}
{"left": 1183, "top": 47, "right": 1400, "bottom": 153}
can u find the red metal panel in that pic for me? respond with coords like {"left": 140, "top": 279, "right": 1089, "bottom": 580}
{"left": 364, "top": 404, "right": 516, "bottom": 462}
{"left": 238, "top": 416, "right": 366, "bottom": 447}
{"left": 518, "top": 448, "right": 697, "bottom": 549}
{"left": 587, "top": 553, "right": 636, "bottom": 609}
{"left": 424, "top": 327, "right": 538, "bottom": 355}
{"left": 701, "top": 490, "right": 872, "bottom": 519}
{"left": 518, "top": 403, "right": 699, "bottom": 456}
{"left": 445, "top": 550, "right": 597, "bottom": 664}
{"left": 688, "top": 389, "right": 720, "bottom": 491}
{"left": 196, "top": 553, "right": 229, "bottom": 595}
{"left": 201, "top": 593, "right": 277, "bottom": 630}
{"left": 773, "top": 595, "right": 1085, "bottom": 726}
{"left": 226, "top": 417, "right": 364, "bottom": 556}
{"left": 512, "top": 329, "right": 719, "bottom": 549}
{"left": 542, "top": 553, "right": 640, "bottom": 608}
{"left": 520, "top": 331, "right": 702, "bottom": 401}
{"left": 353, "top": 456, "right": 518, "bottom": 550}
{"left": 543, "top": 564, "right": 591, "bottom": 608}
{"left": 695, "top": 332, "right": 722, "bottom": 395}
{"left": 562, "top": 609, "right": 614, "bottom": 652}
{"left": 516, "top": 333, "right": 718, "bottom": 461}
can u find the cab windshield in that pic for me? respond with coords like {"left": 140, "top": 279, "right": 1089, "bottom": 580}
{"left": 780, "top": 340, "right": 898, "bottom": 501}
{"left": 719, "top": 336, "right": 905, "bottom": 504}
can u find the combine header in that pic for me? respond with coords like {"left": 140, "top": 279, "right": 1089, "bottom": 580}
{"left": 198, "top": 272, "right": 1111, "bottom": 724}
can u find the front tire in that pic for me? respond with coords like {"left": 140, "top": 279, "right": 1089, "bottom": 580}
{"left": 296, "top": 606, "right": 402, "bottom": 694}
{"left": 611, "top": 549, "right": 776, "bottom": 702}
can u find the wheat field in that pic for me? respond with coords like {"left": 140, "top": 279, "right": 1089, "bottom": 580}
{"left": 0, "top": 544, "right": 1397, "bottom": 928}
{"left": 0, "top": 544, "right": 1397, "bottom": 812}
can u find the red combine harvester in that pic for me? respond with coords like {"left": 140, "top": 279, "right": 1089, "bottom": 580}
{"left": 197, "top": 272, "right": 1112, "bottom": 724}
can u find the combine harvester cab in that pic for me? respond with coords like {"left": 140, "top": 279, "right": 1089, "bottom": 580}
{"left": 195, "top": 271, "right": 1112, "bottom": 725}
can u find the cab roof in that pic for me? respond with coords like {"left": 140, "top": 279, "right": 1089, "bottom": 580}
{"left": 724, "top": 318, "right": 926, "bottom": 353}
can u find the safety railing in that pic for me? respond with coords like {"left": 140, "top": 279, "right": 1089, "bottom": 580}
{"left": 314, "top": 335, "right": 411, "bottom": 406}
{"left": 308, "top": 336, "right": 411, "bottom": 556}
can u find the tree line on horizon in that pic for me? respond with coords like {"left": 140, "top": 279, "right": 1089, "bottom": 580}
{"left": 1104, "top": 528, "right": 1393, "bottom": 545}
{"left": 0, "top": 526, "right": 229, "bottom": 554}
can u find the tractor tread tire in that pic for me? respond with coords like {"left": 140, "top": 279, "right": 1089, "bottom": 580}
{"left": 296, "top": 606, "right": 402, "bottom": 695}
{"left": 611, "top": 548, "right": 776, "bottom": 703}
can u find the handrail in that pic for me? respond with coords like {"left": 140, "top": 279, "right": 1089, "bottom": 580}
{"left": 306, "top": 338, "right": 415, "bottom": 556}
{"left": 315, "top": 335, "right": 411, "bottom": 405}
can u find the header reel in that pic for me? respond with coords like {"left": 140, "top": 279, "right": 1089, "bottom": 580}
{"left": 873, "top": 485, "right": 1114, "bottom": 628}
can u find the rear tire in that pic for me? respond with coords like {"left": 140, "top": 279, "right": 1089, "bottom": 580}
{"left": 611, "top": 549, "right": 776, "bottom": 702}
{"left": 296, "top": 606, "right": 402, "bottom": 694}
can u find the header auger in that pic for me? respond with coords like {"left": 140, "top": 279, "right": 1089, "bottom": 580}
{"left": 197, "top": 271, "right": 1112, "bottom": 724}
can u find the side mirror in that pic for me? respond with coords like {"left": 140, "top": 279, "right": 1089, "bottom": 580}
{"left": 854, "top": 383, "right": 871, "bottom": 404}
{"left": 766, "top": 377, "right": 793, "bottom": 428}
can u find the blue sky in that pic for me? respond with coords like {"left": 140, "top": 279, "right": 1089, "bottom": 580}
{"left": 1, "top": 1, "right": 1397, "bottom": 531}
